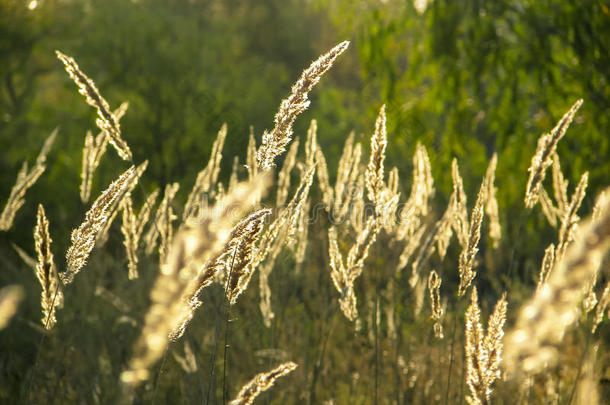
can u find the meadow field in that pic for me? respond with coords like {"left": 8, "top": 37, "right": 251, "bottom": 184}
{"left": 1, "top": 1, "right": 609, "bottom": 404}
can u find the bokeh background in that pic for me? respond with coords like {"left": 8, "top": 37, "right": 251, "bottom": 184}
{"left": 1, "top": 0, "right": 609, "bottom": 403}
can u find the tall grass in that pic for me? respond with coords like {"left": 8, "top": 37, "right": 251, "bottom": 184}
{"left": 0, "top": 42, "right": 609, "bottom": 405}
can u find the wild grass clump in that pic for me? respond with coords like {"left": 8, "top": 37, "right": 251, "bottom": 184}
{"left": 0, "top": 41, "right": 609, "bottom": 405}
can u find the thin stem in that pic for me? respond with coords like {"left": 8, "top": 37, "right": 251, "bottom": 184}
{"left": 23, "top": 281, "right": 62, "bottom": 404}
{"left": 506, "top": 209, "right": 529, "bottom": 285}
{"left": 373, "top": 242, "right": 380, "bottom": 405}
{"left": 186, "top": 338, "right": 206, "bottom": 405}
{"left": 459, "top": 344, "right": 465, "bottom": 405}
{"left": 555, "top": 364, "right": 561, "bottom": 405}
{"left": 445, "top": 304, "right": 459, "bottom": 404}
{"left": 151, "top": 346, "right": 170, "bottom": 405}
{"left": 567, "top": 323, "right": 593, "bottom": 405}
{"left": 205, "top": 292, "right": 224, "bottom": 405}
{"left": 374, "top": 296, "right": 379, "bottom": 405}
{"left": 222, "top": 249, "right": 238, "bottom": 405}
{"left": 308, "top": 303, "right": 339, "bottom": 405}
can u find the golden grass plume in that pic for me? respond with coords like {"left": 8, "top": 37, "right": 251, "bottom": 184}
{"left": 464, "top": 287, "right": 507, "bottom": 405}
{"left": 230, "top": 361, "right": 297, "bottom": 405}
{"left": 257, "top": 41, "right": 349, "bottom": 170}
{"left": 56, "top": 50, "right": 132, "bottom": 160}
{"left": 120, "top": 174, "right": 269, "bottom": 386}
{"left": 365, "top": 105, "right": 388, "bottom": 211}
{"left": 80, "top": 102, "right": 129, "bottom": 202}
{"left": 0, "top": 128, "right": 57, "bottom": 231}
{"left": 63, "top": 163, "right": 146, "bottom": 284}
{"left": 428, "top": 270, "right": 444, "bottom": 339}
{"left": 34, "top": 204, "right": 63, "bottom": 329}
{"left": 120, "top": 189, "right": 159, "bottom": 279}
{"left": 524, "top": 99, "right": 583, "bottom": 209}
{"left": 505, "top": 189, "right": 610, "bottom": 375}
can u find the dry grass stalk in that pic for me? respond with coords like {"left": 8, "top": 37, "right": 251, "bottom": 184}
{"left": 94, "top": 286, "right": 131, "bottom": 313}
{"left": 434, "top": 196, "right": 456, "bottom": 261}
{"left": 258, "top": 269, "right": 274, "bottom": 327}
{"left": 451, "top": 159, "right": 469, "bottom": 247}
{"left": 257, "top": 41, "right": 349, "bottom": 170}
{"left": 405, "top": 144, "right": 432, "bottom": 206}
{"left": 346, "top": 214, "right": 381, "bottom": 272}
{"left": 483, "top": 153, "right": 501, "bottom": 247}
{"left": 80, "top": 102, "right": 129, "bottom": 202}
{"left": 36, "top": 127, "right": 58, "bottom": 167}
{"left": 293, "top": 196, "right": 310, "bottom": 265}
{"left": 315, "top": 146, "right": 334, "bottom": 210}
{"left": 348, "top": 175, "right": 366, "bottom": 233}
{"left": 246, "top": 128, "right": 258, "bottom": 180}
{"left": 505, "top": 191, "right": 610, "bottom": 375}
{"left": 228, "top": 156, "right": 240, "bottom": 193}
{"left": 333, "top": 132, "right": 354, "bottom": 209}
{"left": 406, "top": 216, "right": 437, "bottom": 276}
{"left": 230, "top": 361, "right": 297, "bottom": 405}
{"left": 428, "top": 270, "right": 444, "bottom": 338}
{"left": 397, "top": 143, "right": 434, "bottom": 240}
{"left": 144, "top": 183, "right": 177, "bottom": 256}
{"left": 170, "top": 188, "right": 269, "bottom": 337}
{"left": 535, "top": 244, "right": 555, "bottom": 293}
{"left": 293, "top": 124, "right": 318, "bottom": 261}
{"left": 95, "top": 161, "right": 148, "bottom": 247}
{"left": 276, "top": 137, "right": 300, "bottom": 207}
{"left": 334, "top": 140, "right": 362, "bottom": 223}
{"left": 458, "top": 181, "right": 486, "bottom": 296}
{"left": 172, "top": 341, "right": 198, "bottom": 374}
{"left": 414, "top": 274, "right": 430, "bottom": 317}
{"left": 0, "top": 128, "right": 57, "bottom": 231}
{"left": 63, "top": 164, "right": 143, "bottom": 284}
{"left": 12, "top": 243, "right": 37, "bottom": 270}
{"left": 0, "top": 286, "right": 24, "bottom": 330}
{"left": 408, "top": 215, "right": 451, "bottom": 290}
{"left": 304, "top": 119, "right": 317, "bottom": 168}
{"left": 95, "top": 202, "right": 120, "bottom": 247}
{"left": 56, "top": 50, "right": 132, "bottom": 160}
{"left": 378, "top": 182, "right": 401, "bottom": 232}
{"left": 524, "top": 99, "right": 583, "bottom": 208}
{"left": 538, "top": 188, "right": 558, "bottom": 227}
{"left": 81, "top": 131, "right": 107, "bottom": 203}
{"left": 592, "top": 281, "right": 609, "bottom": 333}
{"left": 220, "top": 209, "right": 271, "bottom": 304}
{"left": 34, "top": 204, "right": 63, "bottom": 329}
{"left": 184, "top": 124, "right": 227, "bottom": 221}
{"left": 254, "top": 166, "right": 315, "bottom": 270}
{"left": 158, "top": 183, "right": 180, "bottom": 264}
{"left": 556, "top": 172, "right": 588, "bottom": 259}
{"left": 592, "top": 189, "right": 607, "bottom": 221}
{"left": 396, "top": 225, "right": 427, "bottom": 272}
{"left": 328, "top": 226, "right": 355, "bottom": 319}
{"left": 366, "top": 105, "right": 388, "bottom": 212}
{"left": 256, "top": 166, "right": 315, "bottom": 326}
{"left": 381, "top": 167, "right": 401, "bottom": 232}
{"left": 464, "top": 287, "right": 507, "bottom": 405}
{"left": 583, "top": 276, "right": 598, "bottom": 313}
{"left": 551, "top": 153, "right": 569, "bottom": 215}
{"left": 574, "top": 343, "right": 600, "bottom": 405}
{"left": 385, "top": 281, "right": 397, "bottom": 340}
{"left": 388, "top": 167, "right": 399, "bottom": 198}
{"left": 120, "top": 189, "right": 159, "bottom": 279}
{"left": 329, "top": 214, "right": 381, "bottom": 321}
{"left": 120, "top": 175, "right": 268, "bottom": 385}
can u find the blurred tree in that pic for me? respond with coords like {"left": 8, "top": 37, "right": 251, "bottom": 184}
{"left": 0, "top": 0, "right": 343, "bottom": 242}
{"left": 315, "top": 0, "right": 610, "bottom": 286}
